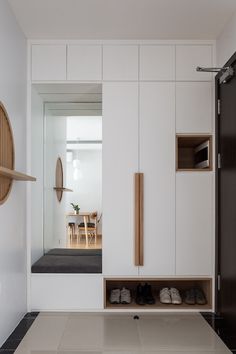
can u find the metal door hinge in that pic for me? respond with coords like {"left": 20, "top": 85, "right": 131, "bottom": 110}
{"left": 217, "top": 99, "right": 221, "bottom": 115}
{"left": 217, "top": 274, "right": 221, "bottom": 291}
{"left": 218, "top": 153, "right": 221, "bottom": 169}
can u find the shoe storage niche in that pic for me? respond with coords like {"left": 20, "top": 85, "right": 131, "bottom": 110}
{"left": 176, "top": 135, "right": 212, "bottom": 171}
{"left": 104, "top": 278, "right": 212, "bottom": 310}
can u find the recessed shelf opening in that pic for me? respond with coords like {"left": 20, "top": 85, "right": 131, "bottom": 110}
{"left": 104, "top": 278, "right": 212, "bottom": 311}
{"left": 176, "top": 135, "right": 212, "bottom": 171}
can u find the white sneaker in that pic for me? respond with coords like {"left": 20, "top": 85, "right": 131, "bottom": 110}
{"left": 170, "top": 287, "right": 182, "bottom": 305}
{"left": 109, "top": 288, "right": 120, "bottom": 304}
{"left": 160, "top": 287, "right": 171, "bottom": 304}
{"left": 120, "top": 287, "right": 131, "bottom": 304}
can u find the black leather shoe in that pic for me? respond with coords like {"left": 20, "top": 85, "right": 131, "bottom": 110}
{"left": 195, "top": 288, "right": 207, "bottom": 305}
{"left": 143, "top": 283, "right": 155, "bottom": 304}
{"left": 135, "top": 283, "right": 145, "bottom": 305}
{"left": 184, "top": 288, "right": 196, "bottom": 305}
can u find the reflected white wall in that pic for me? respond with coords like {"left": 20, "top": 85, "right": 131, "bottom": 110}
{"left": 66, "top": 149, "right": 102, "bottom": 233}
{"left": 44, "top": 115, "right": 67, "bottom": 250}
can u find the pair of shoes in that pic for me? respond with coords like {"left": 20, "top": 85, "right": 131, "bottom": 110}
{"left": 109, "top": 287, "right": 131, "bottom": 304}
{"left": 136, "top": 283, "right": 155, "bottom": 305}
{"left": 184, "top": 288, "right": 207, "bottom": 305}
{"left": 160, "top": 287, "right": 182, "bottom": 305}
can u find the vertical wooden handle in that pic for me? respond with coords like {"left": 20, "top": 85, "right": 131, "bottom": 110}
{"left": 139, "top": 173, "right": 144, "bottom": 266}
{"left": 134, "top": 173, "right": 144, "bottom": 266}
{"left": 134, "top": 173, "right": 140, "bottom": 266}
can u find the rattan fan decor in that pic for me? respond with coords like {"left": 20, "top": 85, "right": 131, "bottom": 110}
{"left": 53, "top": 157, "right": 73, "bottom": 202}
{"left": 0, "top": 102, "right": 36, "bottom": 205}
{"left": 0, "top": 102, "right": 15, "bottom": 204}
{"left": 55, "top": 157, "right": 63, "bottom": 202}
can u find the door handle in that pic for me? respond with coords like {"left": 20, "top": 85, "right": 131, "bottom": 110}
{"left": 134, "top": 173, "right": 144, "bottom": 266}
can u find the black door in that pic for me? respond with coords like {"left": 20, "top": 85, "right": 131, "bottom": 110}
{"left": 217, "top": 53, "right": 236, "bottom": 334}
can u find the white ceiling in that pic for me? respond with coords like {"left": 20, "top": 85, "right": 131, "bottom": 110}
{"left": 8, "top": 0, "right": 236, "bottom": 40}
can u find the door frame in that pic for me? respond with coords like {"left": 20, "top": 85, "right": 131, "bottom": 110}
{"left": 215, "top": 51, "right": 236, "bottom": 314}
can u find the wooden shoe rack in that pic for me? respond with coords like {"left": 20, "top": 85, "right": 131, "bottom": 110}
{"left": 104, "top": 278, "right": 212, "bottom": 311}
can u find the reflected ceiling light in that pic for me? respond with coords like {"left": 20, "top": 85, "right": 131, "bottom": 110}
{"left": 72, "top": 159, "right": 80, "bottom": 168}
{"left": 72, "top": 140, "right": 82, "bottom": 180}
{"left": 66, "top": 151, "right": 73, "bottom": 163}
{"left": 73, "top": 168, "right": 83, "bottom": 180}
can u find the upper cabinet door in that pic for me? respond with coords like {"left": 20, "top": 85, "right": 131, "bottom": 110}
{"left": 176, "top": 173, "right": 213, "bottom": 276}
{"left": 31, "top": 45, "right": 66, "bottom": 81}
{"left": 103, "top": 45, "right": 138, "bottom": 81}
{"left": 139, "top": 82, "right": 175, "bottom": 276}
{"left": 176, "top": 45, "right": 212, "bottom": 81}
{"left": 67, "top": 45, "right": 102, "bottom": 81}
{"left": 103, "top": 82, "right": 139, "bottom": 276}
{"left": 140, "top": 45, "right": 175, "bottom": 81}
{"left": 176, "top": 82, "right": 212, "bottom": 133}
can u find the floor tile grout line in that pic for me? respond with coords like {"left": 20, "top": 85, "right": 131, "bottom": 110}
{"left": 56, "top": 313, "right": 71, "bottom": 352}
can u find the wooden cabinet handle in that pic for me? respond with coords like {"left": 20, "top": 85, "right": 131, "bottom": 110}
{"left": 134, "top": 173, "right": 144, "bottom": 266}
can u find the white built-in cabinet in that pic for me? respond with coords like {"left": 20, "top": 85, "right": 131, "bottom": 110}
{"left": 30, "top": 42, "right": 214, "bottom": 282}
{"left": 103, "top": 81, "right": 176, "bottom": 276}
{"left": 176, "top": 82, "right": 212, "bottom": 133}
{"left": 176, "top": 173, "right": 213, "bottom": 276}
{"left": 139, "top": 82, "right": 175, "bottom": 276}
{"left": 103, "top": 82, "right": 139, "bottom": 276}
{"left": 139, "top": 45, "right": 175, "bottom": 81}
{"left": 31, "top": 45, "right": 67, "bottom": 81}
{"left": 103, "top": 45, "right": 139, "bottom": 81}
{"left": 67, "top": 45, "right": 102, "bottom": 80}
{"left": 176, "top": 45, "right": 212, "bottom": 81}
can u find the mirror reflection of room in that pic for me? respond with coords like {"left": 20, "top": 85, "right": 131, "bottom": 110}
{"left": 42, "top": 84, "right": 102, "bottom": 254}
{"left": 66, "top": 116, "right": 102, "bottom": 250}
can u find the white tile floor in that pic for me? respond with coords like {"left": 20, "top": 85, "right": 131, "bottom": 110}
{"left": 14, "top": 312, "right": 231, "bottom": 354}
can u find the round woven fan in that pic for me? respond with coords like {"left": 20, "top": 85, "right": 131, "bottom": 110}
{"left": 0, "top": 102, "right": 15, "bottom": 204}
{"left": 55, "top": 157, "right": 63, "bottom": 202}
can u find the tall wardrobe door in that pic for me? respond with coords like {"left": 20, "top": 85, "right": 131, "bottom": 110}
{"left": 103, "top": 82, "right": 139, "bottom": 276}
{"left": 176, "top": 173, "right": 213, "bottom": 276}
{"left": 139, "top": 82, "right": 175, "bottom": 276}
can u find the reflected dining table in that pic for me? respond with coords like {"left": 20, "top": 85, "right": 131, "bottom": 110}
{"left": 66, "top": 212, "right": 91, "bottom": 247}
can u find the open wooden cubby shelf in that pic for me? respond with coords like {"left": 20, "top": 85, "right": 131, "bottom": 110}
{"left": 176, "top": 135, "right": 212, "bottom": 171}
{"left": 104, "top": 278, "right": 212, "bottom": 311}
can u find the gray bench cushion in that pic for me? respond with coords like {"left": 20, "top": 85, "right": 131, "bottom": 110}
{"left": 46, "top": 248, "right": 102, "bottom": 257}
{"left": 31, "top": 248, "right": 102, "bottom": 273}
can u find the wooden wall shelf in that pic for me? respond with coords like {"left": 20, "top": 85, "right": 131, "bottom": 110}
{"left": 53, "top": 187, "right": 73, "bottom": 192}
{"left": 104, "top": 278, "right": 212, "bottom": 311}
{"left": 0, "top": 166, "right": 36, "bottom": 181}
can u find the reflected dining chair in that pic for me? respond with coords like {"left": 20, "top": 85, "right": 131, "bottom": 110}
{"left": 68, "top": 222, "right": 76, "bottom": 242}
{"left": 77, "top": 212, "right": 98, "bottom": 245}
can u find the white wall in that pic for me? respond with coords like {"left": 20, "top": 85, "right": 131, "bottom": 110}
{"left": 66, "top": 149, "right": 102, "bottom": 233}
{"left": 217, "top": 11, "right": 236, "bottom": 66}
{"left": 31, "top": 88, "right": 44, "bottom": 264}
{"left": 44, "top": 114, "right": 67, "bottom": 250}
{"left": 0, "top": 0, "right": 27, "bottom": 346}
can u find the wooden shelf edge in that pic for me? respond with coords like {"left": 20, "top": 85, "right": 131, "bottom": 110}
{"left": 53, "top": 187, "right": 73, "bottom": 192}
{"left": 105, "top": 300, "right": 212, "bottom": 311}
{"left": 176, "top": 168, "right": 212, "bottom": 172}
{"left": 0, "top": 166, "right": 36, "bottom": 181}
